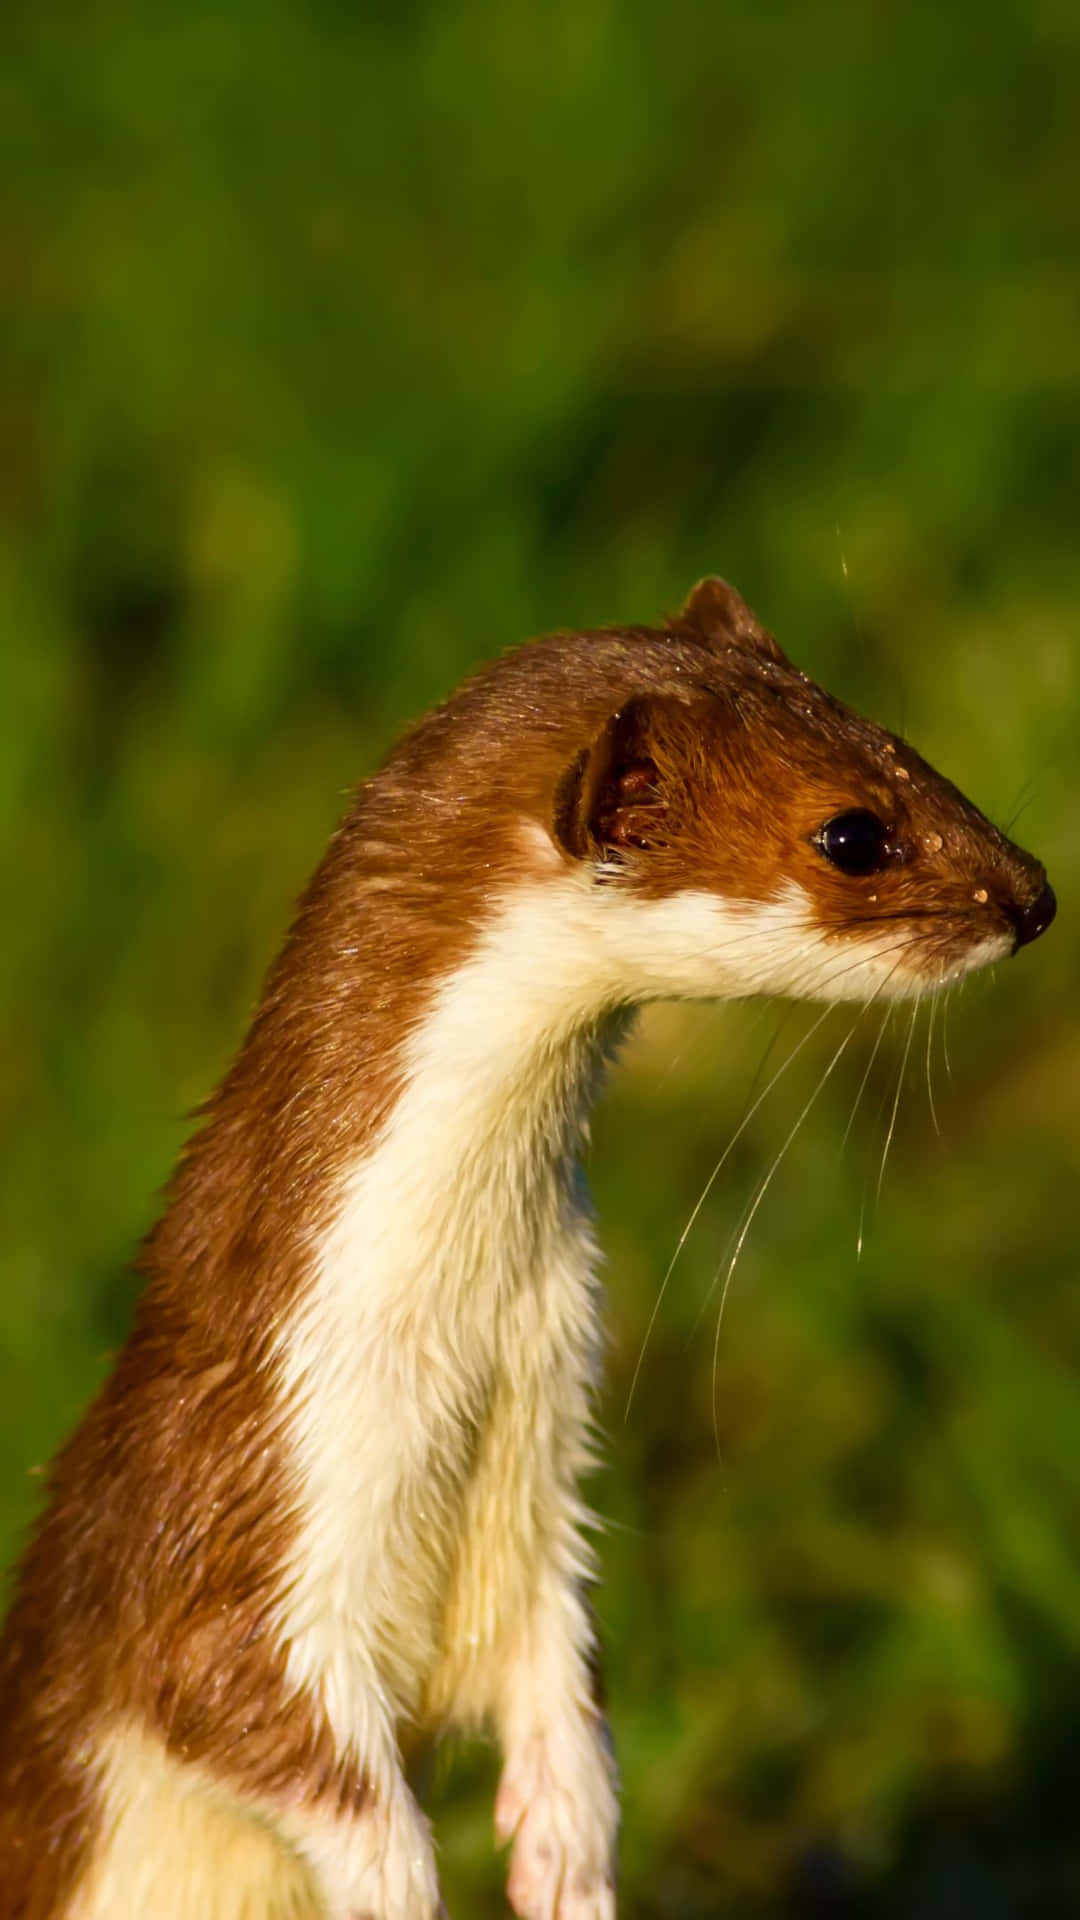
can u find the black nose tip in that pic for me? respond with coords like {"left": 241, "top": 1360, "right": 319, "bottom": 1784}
{"left": 1010, "top": 881, "right": 1057, "bottom": 951}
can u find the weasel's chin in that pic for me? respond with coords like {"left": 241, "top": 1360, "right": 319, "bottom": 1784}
{"left": 816, "top": 925, "right": 1017, "bottom": 1005}
{"left": 925, "top": 929, "right": 1016, "bottom": 988}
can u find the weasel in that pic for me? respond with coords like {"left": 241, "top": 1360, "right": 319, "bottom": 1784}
{"left": 0, "top": 579, "right": 1055, "bottom": 1920}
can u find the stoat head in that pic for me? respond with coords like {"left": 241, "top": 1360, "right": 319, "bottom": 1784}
{"left": 550, "top": 578, "right": 1055, "bottom": 1006}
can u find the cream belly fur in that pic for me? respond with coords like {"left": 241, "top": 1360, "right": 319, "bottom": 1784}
{"left": 71, "top": 1727, "right": 321, "bottom": 1920}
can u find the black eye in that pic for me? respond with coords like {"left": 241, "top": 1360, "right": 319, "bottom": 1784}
{"left": 817, "top": 809, "right": 889, "bottom": 876}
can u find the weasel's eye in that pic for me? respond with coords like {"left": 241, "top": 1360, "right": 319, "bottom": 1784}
{"left": 817, "top": 809, "right": 889, "bottom": 876}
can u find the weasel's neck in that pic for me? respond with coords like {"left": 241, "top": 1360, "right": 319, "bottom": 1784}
{"left": 149, "top": 860, "right": 636, "bottom": 1339}
{"left": 312, "top": 881, "right": 634, "bottom": 1322}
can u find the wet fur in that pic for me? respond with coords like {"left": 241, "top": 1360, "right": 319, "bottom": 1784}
{"left": 0, "top": 581, "right": 1050, "bottom": 1917}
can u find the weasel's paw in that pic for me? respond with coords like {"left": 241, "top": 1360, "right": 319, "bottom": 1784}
{"left": 506, "top": 1839, "right": 614, "bottom": 1920}
{"left": 496, "top": 1731, "right": 617, "bottom": 1920}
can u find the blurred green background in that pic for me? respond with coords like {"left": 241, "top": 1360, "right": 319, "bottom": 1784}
{"left": 2, "top": 2, "right": 1078, "bottom": 1913}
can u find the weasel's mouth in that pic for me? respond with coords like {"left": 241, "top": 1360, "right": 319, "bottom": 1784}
{"left": 812, "top": 873, "right": 1057, "bottom": 999}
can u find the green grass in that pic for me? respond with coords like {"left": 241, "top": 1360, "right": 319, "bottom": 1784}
{"left": 2, "top": 3, "right": 1078, "bottom": 1911}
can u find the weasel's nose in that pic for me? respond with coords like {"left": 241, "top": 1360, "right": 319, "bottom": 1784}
{"left": 1008, "top": 880, "right": 1057, "bottom": 951}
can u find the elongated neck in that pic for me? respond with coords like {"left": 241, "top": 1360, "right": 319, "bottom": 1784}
{"left": 293, "top": 886, "right": 635, "bottom": 1345}
{"left": 148, "top": 866, "right": 633, "bottom": 1339}
{"left": 372, "top": 901, "right": 631, "bottom": 1206}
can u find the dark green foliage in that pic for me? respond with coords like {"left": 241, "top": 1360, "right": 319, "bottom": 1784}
{"left": 1, "top": 3, "right": 1077, "bottom": 1912}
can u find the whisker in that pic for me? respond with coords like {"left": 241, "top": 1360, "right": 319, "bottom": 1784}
{"left": 924, "top": 994, "right": 941, "bottom": 1136}
{"left": 624, "top": 930, "right": 940, "bottom": 1417}
{"left": 840, "top": 1003, "right": 893, "bottom": 1157}
{"left": 709, "top": 1015, "right": 862, "bottom": 1460}
{"left": 677, "top": 912, "right": 955, "bottom": 978}
{"left": 741, "top": 1006, "right": 799, "bottom": 1104}
{"left": 778, "top": 927, "right": 944, "bottom": 1001}
{"left": 824, "top": 905, "right": 959, "bottom": 928}
{"left": 854, "top": 1009, "right": 898, "bottom": 1261}
{"left": 698, "top": 948, "right": 913, "bottom": 1449}
{"left": 941, "top": 986, "right": 954, "bottom": 1082}
{"left": 875, "top": 998, "right": 918, "bottom": 1207}
{"left": 746, "top": 956, "right": 910, "bottom": 1296}
{"left": 1003, "top": 775, "right": 1038, "bottom": 837}
{"left": 623, "top": 1000, "right": 837, "bottom": 1420}
{"left": 648, "top": 1025, "right": 695, "bottom": 1097}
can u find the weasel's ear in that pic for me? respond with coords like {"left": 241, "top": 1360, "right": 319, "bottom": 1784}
{"left": 552, "top": 696, "right": 667, "bottom": 863}
{"left": 673, "top": 576, "right": 788, "bottom": 666}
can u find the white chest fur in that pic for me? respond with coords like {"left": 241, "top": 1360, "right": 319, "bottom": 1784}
{"left": 270, "top": 863, "right": 856, "bottom": 1755}
{"left": 274, "top": 878, "right": 620, "bottom": 1749}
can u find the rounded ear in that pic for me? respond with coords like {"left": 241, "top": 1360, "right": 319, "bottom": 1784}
{"left": 672, "top": 576, "right": 788, "bottom": 666}
{"left": 552, "top": 696, "right": 667, "bottom": 863}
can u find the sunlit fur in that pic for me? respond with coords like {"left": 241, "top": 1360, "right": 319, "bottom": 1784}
{"left": 0, "top": 579, "right": 1052, "bottom": 1920}
{"left": 69, "top": 1727, "right": 319, "bottom": 1920}
{"left": 273, "top": 868, "right": 1005, "bottom": 1912}
{"left": 274, "top": 877, "right": 818, "bottom": 1912}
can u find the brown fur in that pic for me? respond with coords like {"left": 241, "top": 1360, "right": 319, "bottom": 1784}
{"left": 0, "top": 580, "right": 1050, "bottom": 1914}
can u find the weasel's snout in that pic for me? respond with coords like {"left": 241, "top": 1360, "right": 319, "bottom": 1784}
{"left": 1006, "top": 880, "right": 1057, "bottom": 951}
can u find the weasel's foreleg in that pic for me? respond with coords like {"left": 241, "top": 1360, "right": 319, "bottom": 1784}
{"left": 436, "top": 1240, "right": 619, "bottom": 1919}
{"left": 494, "top": 1560, "right": 618, "bottom": 1920}
{"left": 286, "top": 1790, "right": 444, "bottom": 1920}
{"left": 279, "top": 1708, "right": 444, "bottom": 1920}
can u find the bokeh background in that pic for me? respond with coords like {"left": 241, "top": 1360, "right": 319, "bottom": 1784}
{"left": 2, "top": 3, "right": 1078, "bottom": 1914}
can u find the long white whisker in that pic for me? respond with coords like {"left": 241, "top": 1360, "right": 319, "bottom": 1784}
{"left": 709, "top": 1017, "right": 860, "bottom": 1460}
{"left": 677, "top": 919, "right": 946, "bottom": 995}
{"left": 624, "top": 930, "right": 937, "bottom": 1419}
{"left": 875, "top": 998, "right": 918, "bottom": 1207}
{"left": 840, "top": 1003, "right": 893, "bottom": 1157}
{"left": 697, "top": 945, "right": 928, "bottom": 1334}
{"left": 941, "top": 986, "right": 954, "bottom": 1082}
{"left": 780, "top": 929, "right": 937, "bottom": 1000}
{"left": 711, "top": 951, "right": 910, "bottom": 1323}
{"left": 925, "top": 994, "right": 941, "bottom": 1137}
{"left": 854, "top": 1008, "right": 901, "bottom": 1260}
{"left": 700, "top": 947, "right": 915, "bottom": 1446}
{"left": 623, "top": 1000, "right": 837, "bottom": 1420}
